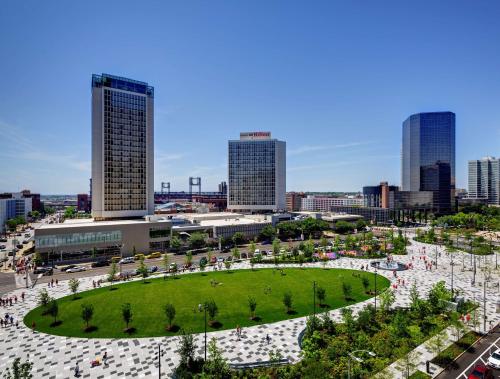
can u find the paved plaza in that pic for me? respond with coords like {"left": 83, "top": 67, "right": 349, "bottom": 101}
{"left": 0, "top": 237, "right": 499, "bottom": 378}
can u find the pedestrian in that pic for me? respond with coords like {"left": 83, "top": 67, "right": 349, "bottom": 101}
{"left": 15, "top": 320, "right": 18, "bottom": 328}
{"left": 31, "top": 321, "right": 36, "bottom": 331}
{"left": 56, "top": 279, "right": 59, "bottom": 286}
{"left": 1, "top": 319, "right": 3, "bottom": 328}
{"left": 266, "top": 334, "right": 270, "bottom": 345}
{"left": 74, "top": 362, "right": 80, "bottom": 377}
{"left": 103, "top": 351, "right": 108, "bottom": 365}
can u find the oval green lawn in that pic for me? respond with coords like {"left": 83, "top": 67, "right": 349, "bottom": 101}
{"left": 24, "top": 268, "right": 389, "bottom": 338}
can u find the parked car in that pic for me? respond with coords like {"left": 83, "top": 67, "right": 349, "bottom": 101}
{"left": 24, "top": 233, "right": 30, "bottom": 238}
{"left": 16, "top": 244, "right": 23, "bottom": 249}
{"left": 119, "top": 257, "right": 135, "bottom": 264}
{"left": 66, "top": 266, "right": 86, "bottom": 273}
{"left": 91, "top": 259, "right": 110, "bottom": 268}
{"left": 468, "top": 365, "right": 493, "bottom": 379}
{"left": 0, "top": 238, "right": 7, "bottom": 243}
{"left": 169, "top": 263, "right": 178, "bottom": 272}
{"left": 148, "top": 265, "right": 158, "bottom": 273}
{"left": 487, "top": 349, "right": 500, "bottom": 369}
{"left": 7, "top": 251, "right": 15, "bottom": 256}
{"left": 134, "top": 253, "right": 145, "bottom": 261}
{"left": 22, "top": 240, "right": 29, "bottom": 244}
{"left": 226, "top": 256, "right": 233, "bottom": 262}
{"left": 0, "top": 245, "right": 6, "bottom": 250}
{"left": 210, "top": 256, "right": 217, "bottom": 264}
{"left": 146, "top": 252, "right": 161, "bottom": 259}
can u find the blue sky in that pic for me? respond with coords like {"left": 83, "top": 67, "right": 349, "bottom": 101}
{"left": 1, "top": 1, "right": 499, "bottom": 194}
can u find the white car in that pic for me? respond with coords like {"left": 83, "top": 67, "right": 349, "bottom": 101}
{"left": 66, "top": 266, "right": 86, "bottom": 273}
{"left": 487, "top": 348, "right": 500, "bottom": 369}
{"left": 119, "top": 257, "right": 134, "bottom": 264}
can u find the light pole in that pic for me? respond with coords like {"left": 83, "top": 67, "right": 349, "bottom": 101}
{"left": 348, "top": 350, "right": 376, "bottom": 379}
{"left": 157, "top": 343, "right": 165, "bottom": 378}
{"left": 313, "top": 281, "right": 317, "bottom": 325}
{"left": 374, "top": 266, "right": 378, "bottom": 313}
{"left": 450, "top": 256, "right": 456, "bottom": 299}
{"left": 199, "top": 302, "right": 208, "bottom": 361}
{"left": 435, "top": 245, "right": 438, "bottom": 269}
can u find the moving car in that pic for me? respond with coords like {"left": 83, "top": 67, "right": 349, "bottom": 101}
{"left": 34, "top": 267, "right": 53, "bottom": 276}
{"left": 487, "top": 348, "right": 500, "bottom": 369}
{"left": 134, "top": 253, "right": 145, "bottom": 261}
{"left": 119, "top": 257, "right": 134, "bottom": 264}
{"left": 148, "top": 265, "right": 158, "bottom": 273}
{"left": 146, "top": 252, "right": 161, "bottom": 259}
{"left": 60, "top": 265, "right": 76, "bottom": 271}
{"left": 91, "top": 259, "right": 110, "bottom": 268}
{"left": 468, "top": 365, "right": 493, "bottom": 379}
{"left": 66, "top": 266, "right": 86, "bottom": 273}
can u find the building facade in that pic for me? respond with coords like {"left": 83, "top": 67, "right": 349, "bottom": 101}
{"left": 468, "top": 157, "right": 500, "bottom": 205}
{"left": 0, "top": 193, "right": 32, "bottom": 232}
{"left": 34, "top": 217, "right": 171, "bottom": 263}
{"left": 363, "top": 182, "right": 398, "bottom": 208}
{"left": 286, "top": 192, "right": 306, "bottom": 212}
{"left": 402, "top": 112, "right": 455, "bottom": 214}
{"left": 91, "top": 74, "right": 154, "bottom": 220}
{"left": 301, "top": 195, "right": 364, "bottom": 212}
{"left": 77, "top": 194, "right": 90, "bottom": 212}
{"left": 228, "top": 132, "right": 286, "bottom": 212}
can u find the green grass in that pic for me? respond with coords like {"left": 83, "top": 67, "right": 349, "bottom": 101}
{"left": 409, "top": 370, "right": 431, "bottom": 379}
{"left": 24, "top": 268, "right": 388, "bottom": 338}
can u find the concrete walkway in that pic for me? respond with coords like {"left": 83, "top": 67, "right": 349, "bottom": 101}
{"left": 0, "top": 237, "right": 499, "bottom": 378}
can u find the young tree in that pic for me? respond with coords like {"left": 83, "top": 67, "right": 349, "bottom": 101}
{"left": 3, "top": 357, "right": 33, "bottom": 379}
{"left": 316, "top": 286, "right": 326, "bottom": 306}
{"left": 232, "top": 247, "right": 240, "bottom": 261}
{"left": 121, "top": 303, "right": 133, "bottom": 331}
{"left": 428, "top": 330, "right": 447, "bottom": 357}
{"left": 259, "top": 225, "right": 276, "bottom": 242}
{"left": 199, "top": 259, "right": 207, "bottom": 273}
{"left": 342, "top": 282, "right": 353, "bottom": 301}
{"left": 232, "top": 232, "right": 245, "bottom": 246}
{"left": 320, "top": 236, "right": 328, "bottom": 248}
{"left": 108, "top": 262, "right": 118, "bottom": 289}
{"left": 162, "top": 253, "right": 170, "bottom": 273}
{"left": 68, "top": 278, "right": 80, "bottom": 299}
{"left": 395, "top": 344, "right": 422, "bottom": 379}
{"left": 184, "top": 251, "right": 193, "bottom": 267}
{"left": 248, "top": 241, "right": 256, "bottom": 257}
{"left": 361, "top": 276, "right": 370, "bottom": 294}
{"left": 178, "top": 330, "right": 196, "bottom": 369}
{"left": 297, "top": 253, "right": 305, "bottom": 268}
{"left": 207, "top": 251, "right": 213, "bottom": 266}
{"left": 205, "top": 299, "right": 219, "bottom": 325}
{"left": 272, "top": 238, "right": 281, "bottom": 256}
{"left": 137, "top": 256, "right": 148, "bottom": 282}
{"left": 37, "top": 288, "right": 51, "bottom": 308}
{"left": 224, "top": 260, "right": 231, "bottom": 272}
{"left": 203, "top": 338, "right": 230, "bottom": 377}
{"left": 248, "top": 296, "right": 257, "bottom": 320}
{"left": 379, "top": 288, "right": 396, "bottom": 313}
{"left": 283, "top": 291, "right": 293, "bottom": 313}
{"left": 164, "top": 303, "right": 176, "bottom": 330}
{"left": 188, "top": 232, "right": 207, "bottom": 249}
{"left": 409, "top": 282, "right": 421, "bottom": 311}
{"left": 170, "top": 235, "right": 182, "bottom": 252}
{"left": 33, "top": 252, "right": 43, "bottom": 267}
{"left": 81, "top": 303, "right": 94, "bottom": 330}
{"left": 250, "top": 257, "right": 256, "bottom": 271}
{"left": 48, "top": 299, "right": 59, "bottom": 324}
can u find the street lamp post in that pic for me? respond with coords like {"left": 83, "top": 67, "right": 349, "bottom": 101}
{"left": 199, "top": 303, "right": 208, "bottom": 361}
{"left": 450, "top": 256, "right": 455, "bottom": 298}
{"left": 374, "top": 266, "right": 378, "bottom": 313}
{"left": 347, "top": 350, "right": 376, "bottom": 379}
{"left": 313, "top": 281, "right": 317, "bottom": 322}
{"left": 157, "top": 343, "right": 165, "bottom": 378}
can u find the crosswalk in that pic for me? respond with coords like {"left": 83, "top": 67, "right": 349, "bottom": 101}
{"left": 14, "top": 272, "right": 32, "bottom": 288}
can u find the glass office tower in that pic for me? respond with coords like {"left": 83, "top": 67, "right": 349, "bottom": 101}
{"left": 228, "top": 132, "right": 286, "bottom": 212}
{"left": 468, "top": 157, "right": 500, "bottom": 205}
{"left": 402, "top": 112, "right": 455, "bottom": 214}
{"left": 91, "top": 74, "right": 154, "bottom": 220}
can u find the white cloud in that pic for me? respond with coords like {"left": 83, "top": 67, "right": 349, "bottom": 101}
{"left": 288, "top": 141, "right": 375, "bottom": 156}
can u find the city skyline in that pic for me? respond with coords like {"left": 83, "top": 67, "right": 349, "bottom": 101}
{"left": 1, "top": 1, "right": 500, "bottom": 194}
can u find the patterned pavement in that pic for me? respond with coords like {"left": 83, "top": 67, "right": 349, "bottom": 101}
{"left": 0, "top": 237, "right": 498, "bottom": 378}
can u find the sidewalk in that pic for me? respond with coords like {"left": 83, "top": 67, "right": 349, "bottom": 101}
{"left": 375, "top": 326, "right": 456, "bottom": 378}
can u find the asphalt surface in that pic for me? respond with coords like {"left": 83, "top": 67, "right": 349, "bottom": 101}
{"left": 436, "top": 325, "right": 500, "bottom": 379}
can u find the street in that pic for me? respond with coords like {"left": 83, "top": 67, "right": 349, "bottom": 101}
{"left": 436, "top": 325, "right": 500, "bottom": 379}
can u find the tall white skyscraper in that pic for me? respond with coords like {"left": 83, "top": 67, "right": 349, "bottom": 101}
{"left": 468, "top": 157, "right": 500, "bottom": 205}
{"left": 228, "top": 132, "right": 286, "bottom": 212}
{"left": 91, "top": 74, "right": 154, "bottom": 220}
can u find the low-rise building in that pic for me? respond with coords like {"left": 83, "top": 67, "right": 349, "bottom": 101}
{"left": 286, "top": 192, "right": 306, "bottom": 212}
{"left": 301, "top": 195, "right": 364, "bottom": 212}
{"left": 34, "top": 216, "right": 171, "bottom": 263}
{"left": 0, "top": 192, "right": 33, "bottom": 232}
